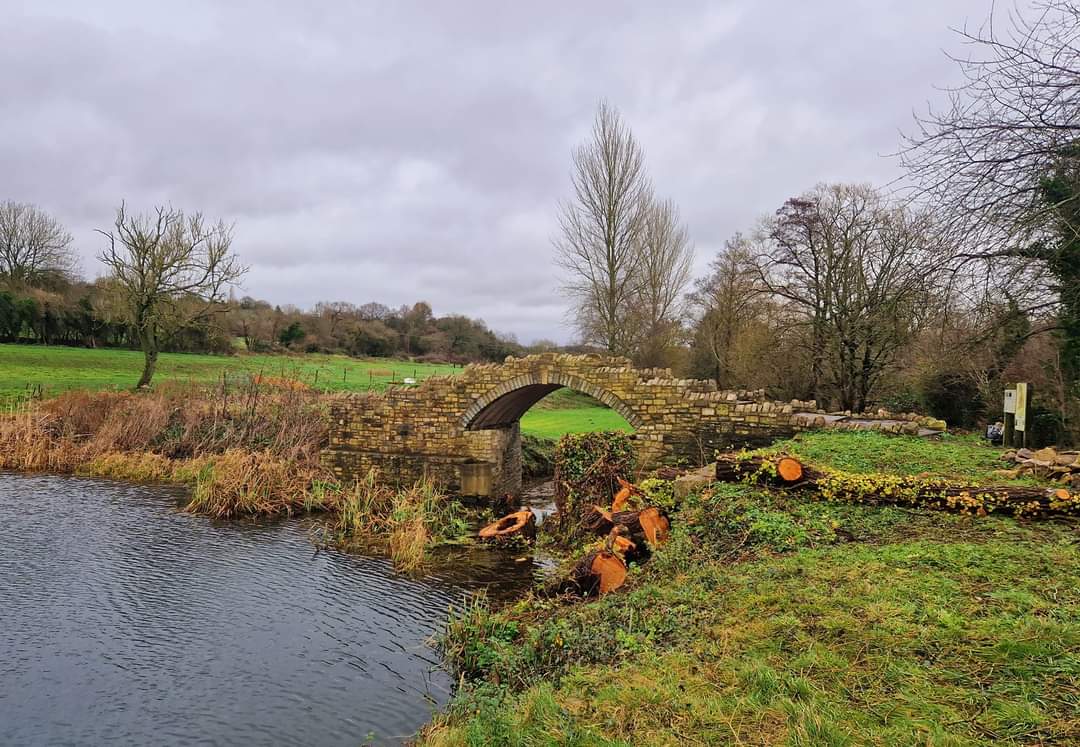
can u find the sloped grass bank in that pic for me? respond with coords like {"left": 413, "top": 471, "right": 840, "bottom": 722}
{"left": 766, "top": 430, "right": 1025, "bottom": 485}
{"left": 422, "top": 438, "right": 1080, "bottom": 746}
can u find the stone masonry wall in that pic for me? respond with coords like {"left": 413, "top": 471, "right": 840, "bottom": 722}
{"left": 322, "top": 353, "right": 943, "bottom": 497}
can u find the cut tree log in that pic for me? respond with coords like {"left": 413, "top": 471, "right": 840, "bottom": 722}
{"left": 582, "top": 504, "right": 614, "bottom": 533}
{"left": 611, "top": 477, "right": 646, "bottom": 512}
{"left": 478, "top": 510, "right": 537, "bottom": 542}
{"left": 714, "top": 453, "right": 1080, "bottom": 519}
{"left": 583, "top": 506, "right": 671, "bottom": 547}
{"left": 569, "top": 550, "right": 627, "bottom": 595}
{"left": 776, "top": 457, "right": 804, "bottom": 483}
{"left": 611, "top": 484, "right": 632, "bottom": 513}
{"left": 608, "top": 530, "right": 640, "bottom": 562}
{"left": 636, "top": 507, "right": 671, "bottom": 546}
{"left": 715, "top": 455, "right": 816, "bottom": 486}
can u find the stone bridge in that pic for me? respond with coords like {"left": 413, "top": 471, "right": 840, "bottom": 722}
{"left": 322, "top": 353, "right": 943, "bottom": 497}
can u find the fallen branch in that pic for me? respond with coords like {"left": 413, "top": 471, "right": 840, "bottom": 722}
{"left": 714, "top": 453, "right": 1080, "bottom": 519}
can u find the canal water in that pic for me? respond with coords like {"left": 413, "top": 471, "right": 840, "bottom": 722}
{"left": 0, "top": 472, "right": 540, "bottom": 746}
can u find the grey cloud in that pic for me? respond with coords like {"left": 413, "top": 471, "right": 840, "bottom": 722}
{"left": 1, "top": 0, "right": 993, "bottom": 343}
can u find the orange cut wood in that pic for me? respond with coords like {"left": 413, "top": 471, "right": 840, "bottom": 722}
{"left": 776, "top": 457, "right": 804, "bottom": 483}
{"left": 610, "top": 534, "right": 637, "bottom": 556}
{"left": 611, "top": 485, "right": 632, "bottom": 512}
{"left": 590, "top": 551, "right": 628, "bottom": 594}
{"left": 637, "top": 507, "right": 670, "bottom": 546}
{"left": 478, "top": 510, "right": 536, "bottom": 541}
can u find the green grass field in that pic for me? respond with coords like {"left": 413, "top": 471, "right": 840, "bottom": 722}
{"left": 0, "top": 343, "right": 460, "bottom": 399}
{"left": 0, "top": 344, "right": 630, "bottom": 438}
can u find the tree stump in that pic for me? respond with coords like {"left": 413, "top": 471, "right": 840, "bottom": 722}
{"left": 569, "top": 550, "right": 627, "bottom": 595}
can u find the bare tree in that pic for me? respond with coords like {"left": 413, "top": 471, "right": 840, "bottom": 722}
{"left": 555, "top": 101, "right": 652, "bottom": 355}
{"left": 631, "top": 197, "right": 694, "bottom": 366}
{"left": 900, "top": 1, "right": 1080, "bottom": 400}
{"left": 689, "top": 234, "right": 762, "bottom": 385}
{"left": 0, "top": 201, "right": 76, "bottom": 287}
{"left": 755, "top": 184, "right": 939, "bottom": 410}
{"left": 901, "top": 1, "right": 1079, "bottom": 244}
{"left": 98, "top": 204, "right": 247, "bottom": 388}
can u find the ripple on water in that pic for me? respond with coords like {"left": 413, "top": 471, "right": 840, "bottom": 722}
{"left": 0, "top": 472, "right": 477, "bottom": 746}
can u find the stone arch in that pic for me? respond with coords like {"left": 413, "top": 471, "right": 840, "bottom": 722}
{"left": 461, "top": 371, "right": 645, "bottom": 431}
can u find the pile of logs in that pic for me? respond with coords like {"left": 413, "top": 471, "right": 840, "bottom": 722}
{"left": 714, "top": 453, "right": 1080, "bottom": 519}
{"left": 481, "top": 476, "right": 671, "bottom": 597}
{"left": 999, "top": 448, "right": 1080, "bottom": 487}
{"left": 569, "top": 478, "right": 670, "bottom": 596}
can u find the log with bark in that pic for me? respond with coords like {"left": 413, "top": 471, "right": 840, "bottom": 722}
{"left": 568, "top": 549, "right": 627, "bottom": 595}
{"left": 478, "top": 510, "right": 537, "bottom": 542}
{"left": 581, "top": 505, "right": 671, "bottom": 548}
{"left": 715, "top": 454, "right": 814, "bottom": 486}
{"left": 714, "top": 453, "right": 1080, "bottom": 519}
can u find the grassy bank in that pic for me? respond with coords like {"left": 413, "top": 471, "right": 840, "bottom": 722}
{"left": 423, "top": 433, "right": 1080, "bottom": 745}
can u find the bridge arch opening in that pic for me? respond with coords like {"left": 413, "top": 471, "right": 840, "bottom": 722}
{"left": 461, "top": 373, "right": 642, "bottom": 432}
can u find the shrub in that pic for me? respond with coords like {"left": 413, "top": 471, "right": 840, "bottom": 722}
{"left": 639, "top": 477, "right": 677, "bottom": 512}
{"left": 552, "top": 431, "right": 635, "bottom": 537}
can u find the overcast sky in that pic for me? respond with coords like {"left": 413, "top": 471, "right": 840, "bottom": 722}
{"left": 2, "top": 0, "right": 995, "bottom": 343}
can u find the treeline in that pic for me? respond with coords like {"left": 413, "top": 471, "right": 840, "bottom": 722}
{"left": 226, "top": 298, "right": 522, "bottom": 362}
{"left": 0, "top": 200, "right": 523, "bottom": 364}
{"left": 0, "top": 277, "right": 523, "bottom": 364}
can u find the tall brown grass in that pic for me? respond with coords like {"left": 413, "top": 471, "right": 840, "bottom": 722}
{"left": 331, "top": 471, "right": 469, "bottom": 572}
{"left": 1, "top": 381, "right": 476, "bottom": 560}
{"left": 0, "top": 379, "right": 333, "bottom": 517}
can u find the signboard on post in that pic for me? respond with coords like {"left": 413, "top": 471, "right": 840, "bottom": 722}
{"left": 1003, "top": 389, "right": 1016, "bottom": 414}
{"left": 1014, "top": 382, "right": 1028, "bottom": 433}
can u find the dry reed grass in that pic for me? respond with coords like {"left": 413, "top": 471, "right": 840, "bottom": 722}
{"left": 185, "top": 450, "right": 329, "bottom": 518}
{"left": 331, "top": 471, "right": 467, "bottom": 571}
{"left": 1, "top": 380, "right": 473, "bottom": 559}
{"left": 0, "top": 379, "right": 333, "bottom": 517}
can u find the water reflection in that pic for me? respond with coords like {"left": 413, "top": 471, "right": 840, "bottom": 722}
{"left": 0, "top": 472, "right": 536, "bottom": 746}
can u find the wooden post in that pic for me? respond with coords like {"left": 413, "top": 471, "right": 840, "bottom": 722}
{"left": 1014, "top": 382, "right": 1030, "bottom": 449}
{"left": 1003, "top": 386, "right": 1016, "bottom": 447}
